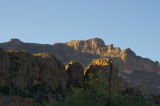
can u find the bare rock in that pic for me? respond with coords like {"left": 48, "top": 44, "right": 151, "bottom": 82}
{"left": 34, "top": 53, "right": 68, "bottom": 90}
{"left": 65, "top": 38, "right": 105, "bottom": 54}
{"left": 0, "top": 38, "right": 159, "bottom": 73}
{"left": 8, "top": 50, "right": 40, "bottom": 89}
{"left": 65, "top": 61, "right": 84, "bottom": 87}
{"left": 6, "top": 50, "right": 67, "bottom": 91}
{"left": 84, "top": 58, "right": 119, "bottom": 87}
{"left": 122, "top": 48, "right": 136, "bottom": 56}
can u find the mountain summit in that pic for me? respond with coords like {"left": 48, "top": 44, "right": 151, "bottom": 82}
{"left": 9, "top": 38, "right": 23, "bottom": 45}
{"left": 66, "top": 38, "right": 105, "bottom": 49}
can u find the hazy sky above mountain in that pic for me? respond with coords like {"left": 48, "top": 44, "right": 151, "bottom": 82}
{"left": 0, "top": 0, "right": 159, "bottom": 62}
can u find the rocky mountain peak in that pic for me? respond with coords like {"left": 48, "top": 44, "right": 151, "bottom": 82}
{"left": 9, "top": 38, "right": 23, "bottom": 45}
{"left": 122, "top": 48, "right": 136, "bottom": 56}
{"left": 66, "top": 38, "right": 105, "bottom": 48}
{"left": 88, "top": 38, "right": 105, "bottom": 47}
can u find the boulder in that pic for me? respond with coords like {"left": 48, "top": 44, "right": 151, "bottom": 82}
{"left": 66, "top": 61, "right": 84, "bottom": 87}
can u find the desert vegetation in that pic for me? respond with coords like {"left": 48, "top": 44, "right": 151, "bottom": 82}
{"left": 51, "top": 71, "right": 153, "bottom": 106}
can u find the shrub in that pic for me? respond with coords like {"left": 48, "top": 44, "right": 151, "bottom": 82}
{"left": 51, "top": 71, "right": 153, "bottom": 106}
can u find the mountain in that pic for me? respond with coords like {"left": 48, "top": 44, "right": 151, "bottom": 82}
{"left": 0, "top": 48, "right": 120, "bottom": 105}
{"left": 0, "top": 38, "right": 159, "bottom": 73}
{"left": 0, "top": 38, "right": 160, "bottom": 105}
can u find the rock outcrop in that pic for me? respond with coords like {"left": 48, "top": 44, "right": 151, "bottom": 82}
{"left": 33, "top": 53, "right": 68, "bottom": 90}
{"left": 84, "top": 58, "right": 119, "bottom": 87}
{"left": 65, "top": 61, "right": 84, "bottom": 87}
{"left": 8, "top": 50, "right": 40, "bottom": 89}
{"left": 65, "top": 38, "right": 105, "bottom": 54}
{"left": 0, "top": 48, "right": 69, "bottom": 105}
{"left": 0, "top": 49, "right": 68, "bottom": 91}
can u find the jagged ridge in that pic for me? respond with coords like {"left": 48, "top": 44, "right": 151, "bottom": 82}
{"left": 0, "top": 38, "right": 159, "bottom": 73}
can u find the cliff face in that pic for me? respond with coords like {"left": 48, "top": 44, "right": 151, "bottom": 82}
{"left": 65, "top": 38, "right": 106, "bottom": 54}
{"left": 84, "top": 58, "right": 119, "bottom": 88}
{"left": 0, "top": 49, "right": 68, "bottom": 91}
{"left": 0, "top": 38, "right": 159, "bottom": 73}
{"left": 65, "top": 61, "right": 84, "bottom": 88}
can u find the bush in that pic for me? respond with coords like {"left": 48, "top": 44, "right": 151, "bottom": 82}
{"left": 51, "top": 71, "right": 153, "bottom": 106}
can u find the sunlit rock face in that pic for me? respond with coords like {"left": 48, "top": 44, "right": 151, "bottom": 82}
{"left": 65, "top": 38, "right": 106, "bottom": 54}
{"left": 0, "top": 48, "right": 68, "bottom": 91}
{"left": 84, "top": 58, "right": 119, "bottom": 88}
{"left": 66, "top": 61, "right": 84, "bottom": 88}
